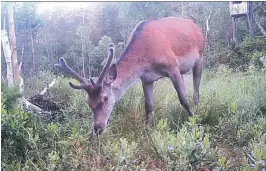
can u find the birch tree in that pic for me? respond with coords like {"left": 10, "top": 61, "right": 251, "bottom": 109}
{"left": 1, "top": 30, "right": 14, "bottom": 86}
{"left": 7, "top": 3, "right": 20, "bottom": 82}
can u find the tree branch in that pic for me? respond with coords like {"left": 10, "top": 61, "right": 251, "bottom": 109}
{"left": 39, "top": 79, "right": 56, "bottom": 96}
{"left": 254, "top": 15, "right": 266, "bottom": 37}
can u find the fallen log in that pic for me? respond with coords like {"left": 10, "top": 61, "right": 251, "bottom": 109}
{"left": 21, "top": 96, "right": 44, "bottom": 112}
{"left": 20, "top": 78, "right": 60, "bottom": 120}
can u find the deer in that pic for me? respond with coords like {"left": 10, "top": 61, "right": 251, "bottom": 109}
{"left": 55, "top": 17, "right": 205, "bottom": 134}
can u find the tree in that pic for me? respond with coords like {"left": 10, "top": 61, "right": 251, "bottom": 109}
{"left": 7, "top": 3, "right": 20, "bottom": 82}
{"left": 91, "top": 36, "right": 113, "bottom": 76}
{"left": 14, "top": 2, "right": 41, "bottom": 74}
{"left": 1, "top": 30, "right": 14, "bottom": 86}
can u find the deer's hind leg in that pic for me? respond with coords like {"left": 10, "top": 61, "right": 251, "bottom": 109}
{"left": 168, "top": 67, "right": 194, "bottom": 117}
{"left": 192, "top": 58, "right": 202, "bottom": 114}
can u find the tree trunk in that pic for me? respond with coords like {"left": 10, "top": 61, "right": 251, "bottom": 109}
{"left": 247, "top": 2, "right": 254, "bottom": 38}
{"left": 204, "top": 11, "right": 212, "bottom": 67}
{"left": 232, "top": 17, "right": 237, "bottom": 43}
{"left": 3, "top": 14, "right": 6, "bottom": 30}
{"left": 1, "top": 30, "right": 14, "bottom": 86}
{"left": 205, "top": 12, "right": 211, "bottom": 49}
{"left": 81, "top": 37, "right": 85, "bottom": 77}
{"left": 30, "top": 28, "right": 36, "bottom": 72}
{"left": 88, "top": 54, "right": 91, "bottom": 77}
{"left": 82, "top": 8, "right": 86, "bottom": 78}
{"left": 45, "top": 34, "right": 50, "bottom": 61}
{"left": 7, "top": 3, "right": 20, "bottom": 82}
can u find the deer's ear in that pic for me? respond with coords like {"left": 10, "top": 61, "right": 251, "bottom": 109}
{"left": 105, "top": 64, "right": 117, "bottom": 85}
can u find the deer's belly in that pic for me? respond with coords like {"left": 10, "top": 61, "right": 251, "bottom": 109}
{"left": 177, "top": 54, "right": 199, "bottom": 74}
{"left": 141, "top": 70, "right": 165, "bottom": 82}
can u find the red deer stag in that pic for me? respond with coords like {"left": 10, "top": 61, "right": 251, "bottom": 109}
{"left": 55, "top": 17, "right": 205, "bottom": 134}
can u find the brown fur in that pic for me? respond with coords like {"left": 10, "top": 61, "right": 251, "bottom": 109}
{"left": 116, "top": 17, "right": 205, "bottom": 84}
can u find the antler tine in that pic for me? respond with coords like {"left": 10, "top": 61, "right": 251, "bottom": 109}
{"left": 69, "top": 82, "right": 88, "bottom": 89}
{"left": 97, "top": 43, "right": 115, "bottom": 85}
{"left": 54, "top": 57, "right": 88, "bottom": 89}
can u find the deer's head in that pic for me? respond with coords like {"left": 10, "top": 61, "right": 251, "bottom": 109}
{"left": 54, "top": 44, "right": 117, "bottom": 134}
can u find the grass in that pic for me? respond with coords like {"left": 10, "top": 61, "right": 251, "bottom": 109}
{"left": 1, "top": 68, "right": 266, "bottom": 170}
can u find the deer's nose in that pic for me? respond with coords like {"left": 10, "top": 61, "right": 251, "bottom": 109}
{"left": 94, "top": 124, "right": 104, "bottom": 134}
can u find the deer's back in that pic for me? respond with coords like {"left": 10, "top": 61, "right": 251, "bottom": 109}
{"left": 124, "top": 17, "right": 205, "bottom": 68}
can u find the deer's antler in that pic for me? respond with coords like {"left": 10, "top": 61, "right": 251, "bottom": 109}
{"left": 54, "top": 57, "right": 89, "bottom": 90}
{"left": 97, "top": 43, "right": 115, "bottom": 85}
{"left": 54, "top": 43, "right": 115, "bottom": 90}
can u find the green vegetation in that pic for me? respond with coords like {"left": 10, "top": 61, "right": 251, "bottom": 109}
{"left": 2, "top": 68, "right": 266, "bottom": 170}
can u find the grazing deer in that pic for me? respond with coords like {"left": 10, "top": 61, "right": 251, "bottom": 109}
{"left": 55, "top": 17, "right": 205, "bottom": 134}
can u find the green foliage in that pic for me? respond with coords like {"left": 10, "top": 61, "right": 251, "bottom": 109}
{"left": 23, "top": 70, "right": 57, "bottom": 97}
{"left": 227, "top": 37, "right": 266, "bottom": 71}
{"left": 242, "top": 37, "right": 266, "bottom": 69}
{"left": 241, "top": 117, "right": 266, "bottom": 171}
{"left": 1, "top": 92, "right": 32, "bottom": 168}
{"left": 91, "top": 36, "right": 113, "bottom": 74}
{"left": 102, "top": 138, "right": 138, "bottom": 168}
{"left": 1, "top": 84, "right": 88, "bottom": 170}
{"left": 151, "top": 118, "right": 217, "bottom": 170}
{"left": 1, "top": 83, "right": 20, "bottom": 112}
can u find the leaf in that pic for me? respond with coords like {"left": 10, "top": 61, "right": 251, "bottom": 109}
{"left": 58, "top": 141, "right": 69, "bottom": 146}
{"left": 203, "top": 134, "right": 210, "bottom": 150}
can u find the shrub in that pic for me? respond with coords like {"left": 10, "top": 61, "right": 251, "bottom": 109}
{"left": 241, "top": 117, "right": 266, "bottom": 171}
{"left": 150, "top": 118, "right": 217, "bottom": 170}
{"left": 1, "top": 83, "right": 20, "bottom": 112}
{"left": 227, "top": 37, "right": 266, "bottom": 71}
{"left": 102, "top": 138, "right": 138, "bottom": 169}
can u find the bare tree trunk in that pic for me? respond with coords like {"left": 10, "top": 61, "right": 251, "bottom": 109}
{"left": 1, "top": 30, "right": 14, "bottom": 86}
{"left": 45, "top": 34, "right": 50, "bottom": 60}
{"left": 7, "top": 3, "right": 20, "bottom": 82}
{"left": 88, "top": 55, "right": 91, "bottom": 77}
{"left": 204, "top": 11, "right": 212, "bottom": 67}
{"left": 3, "top": 14, "right": 6, "bottom": 30}
{"left": 30, "top": 28, "right": 36, "bottom": 72}
{"left": 205, "top": 12, "right": 212, "bottom": 48}
{"left": 232, "top": 17, "right": 237, "bottom": 43}
{"left": 247, "top": 2, "right": 254, "bottom": 38}
{"left": 82, "top": 7, "right": 86, "bottom": 78}
{"left": 18, "top": 63, "right": 23, "bottom": 92}
{"left": 81, "top": 38, "right": 85, "bottom": 76}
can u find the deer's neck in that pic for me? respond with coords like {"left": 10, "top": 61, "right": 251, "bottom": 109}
{"left": 112, "top": 51, "right": 144, "bottom": 102}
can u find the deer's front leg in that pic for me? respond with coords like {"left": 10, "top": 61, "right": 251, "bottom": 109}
{"left": 141, "top": 81, "right": 154, "bottom": 125}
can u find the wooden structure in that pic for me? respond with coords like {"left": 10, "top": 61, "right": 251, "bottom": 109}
{"left": 229, "top": 1, "right": 248, "bottom": 17}
{"left": 229, "top": 1, "right": 254, "bottom": 42}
